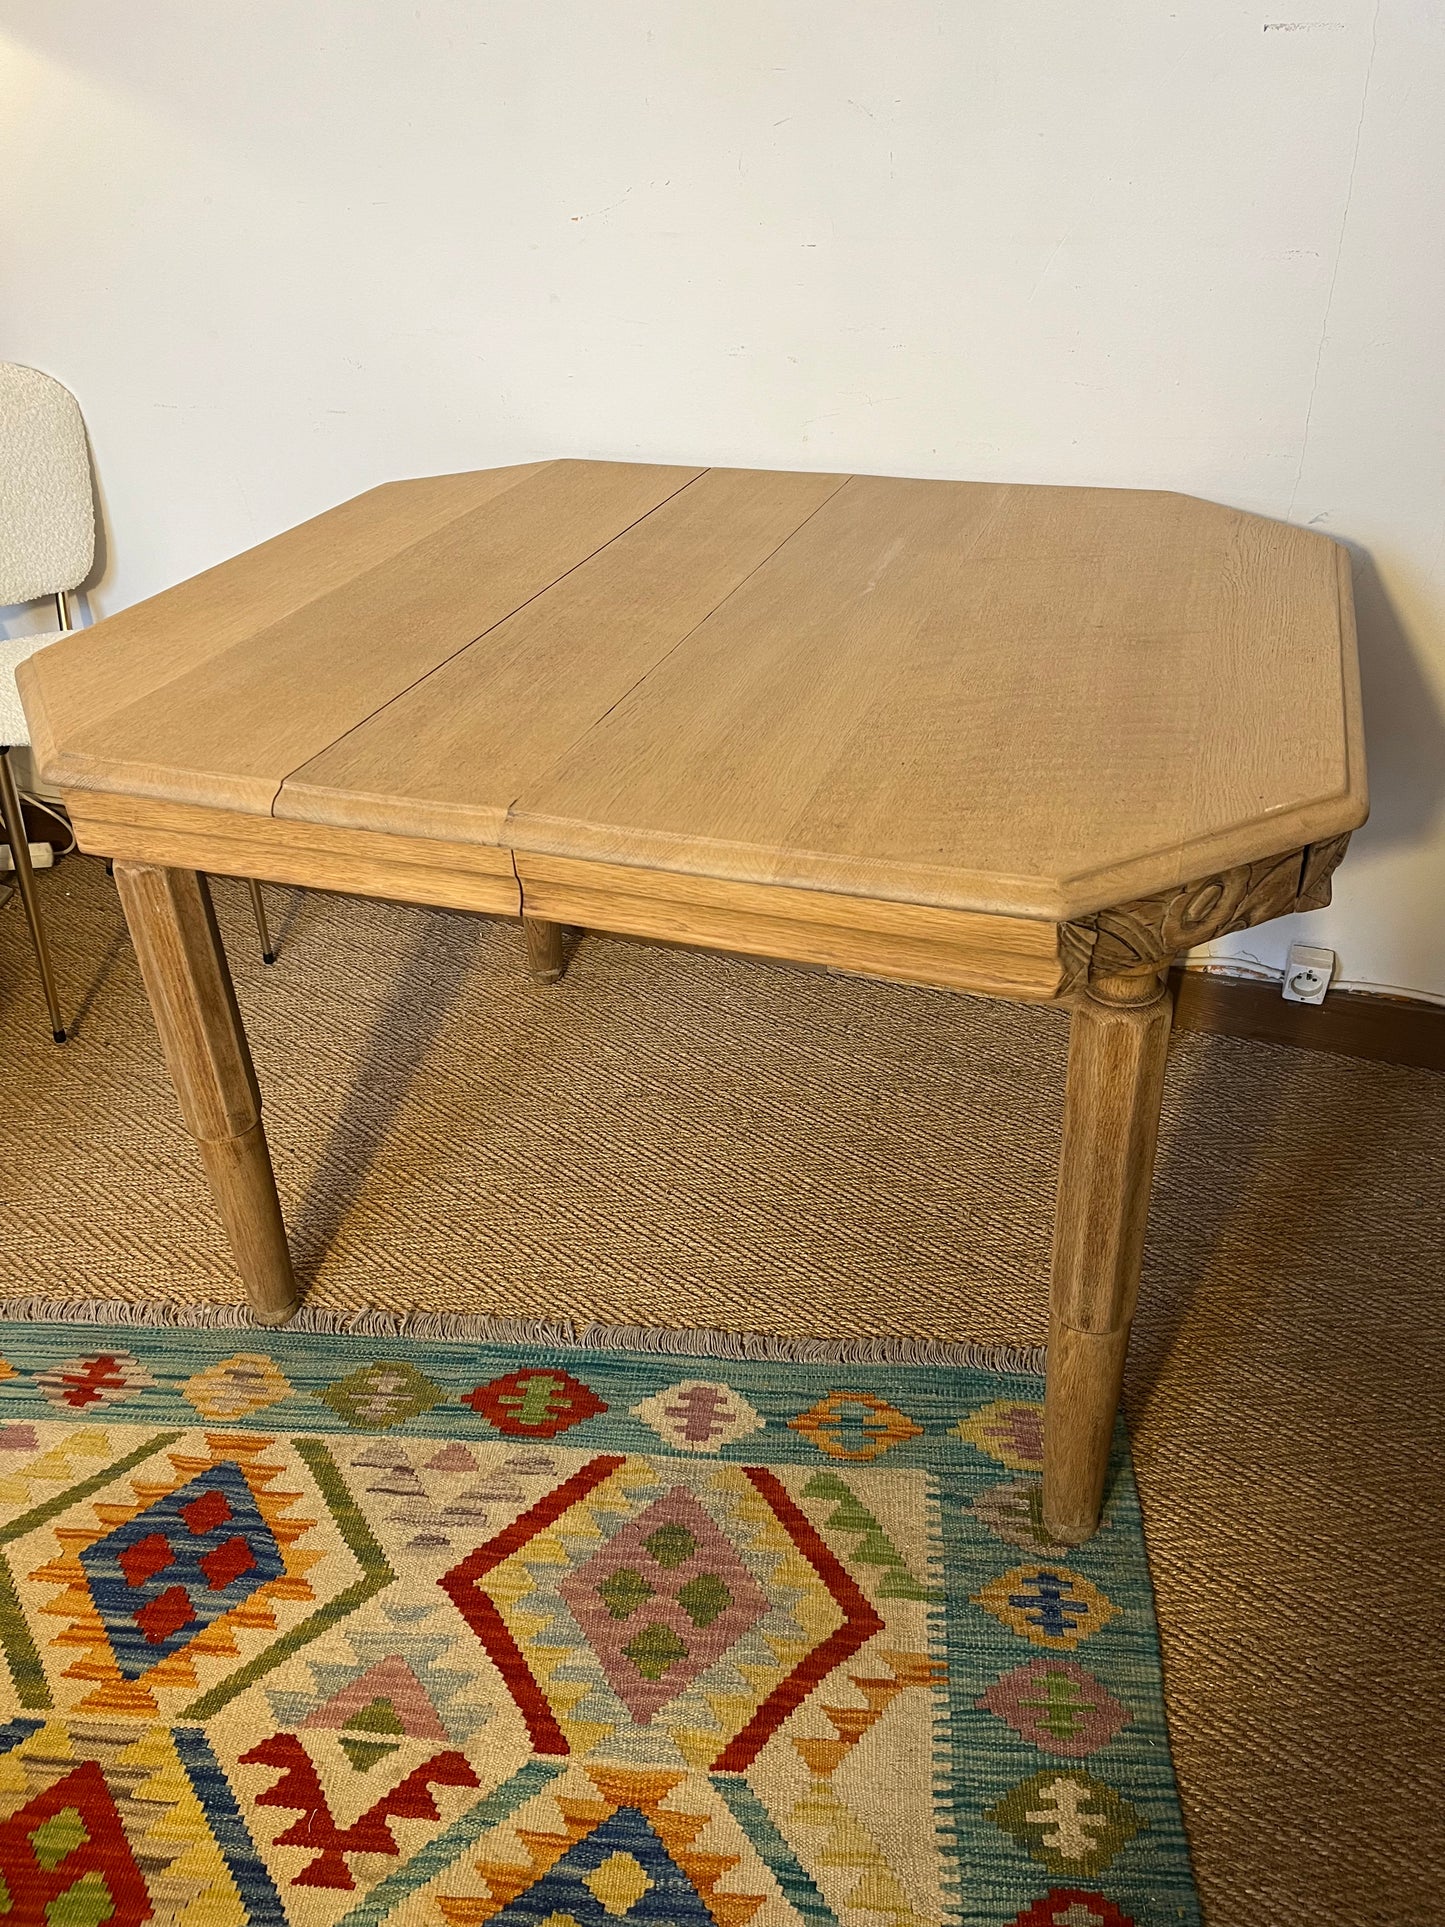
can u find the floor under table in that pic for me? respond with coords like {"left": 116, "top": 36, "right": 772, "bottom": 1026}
{"left": 1, "top": 853, "right": 1441, "bottom": 1927}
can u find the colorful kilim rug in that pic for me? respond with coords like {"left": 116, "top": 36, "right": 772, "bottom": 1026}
{"left": 0, "top": 1314, "right": 1199, "bottom": 1927}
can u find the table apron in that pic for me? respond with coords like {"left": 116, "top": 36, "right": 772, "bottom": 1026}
{"left": 63, "top": 790, "right": 521, "bottom": 918}
{"left": 515, "top": 852, "right": 1067, "bottom": 1001}
{"left": 64, "top": 789, "right": 1070, "bottom": 1001}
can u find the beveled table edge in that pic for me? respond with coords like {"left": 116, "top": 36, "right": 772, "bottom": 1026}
{"left": 63, "top": 786, "right": 1357, "bottom": 1010}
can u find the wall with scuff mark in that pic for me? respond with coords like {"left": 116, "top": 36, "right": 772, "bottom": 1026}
{"left": 2, "top": 2, "right": 1441, "bottom": 996}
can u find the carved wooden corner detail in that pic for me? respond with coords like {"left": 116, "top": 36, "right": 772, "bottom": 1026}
{"left": 1060, "top": 833, "right": 1351, "bottom": 992}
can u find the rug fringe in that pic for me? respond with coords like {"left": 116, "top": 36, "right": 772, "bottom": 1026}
{"left": 0, "top": 1296, "right": 1047, "bottom": 1377}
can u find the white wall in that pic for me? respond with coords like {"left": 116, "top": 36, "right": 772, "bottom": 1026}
{"left": 3, "top": 1, "right": 1442, "bottom": 997}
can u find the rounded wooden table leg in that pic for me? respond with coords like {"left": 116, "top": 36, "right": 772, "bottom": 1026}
{"left": 523, "top": 916, "right": 566, "bottom": 984}
{"left": 1043, "top": 967, "right": 1172, "bottom": 1543}
{"left": 114, "top": 862, "right": 299, "bottom": 1326}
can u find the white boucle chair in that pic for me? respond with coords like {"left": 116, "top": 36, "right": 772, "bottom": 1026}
{"left": 0, "top": 362, "right": 92, "bottom": 1040}
{"left": 0, "top": 362, "right": 275, "bottom": 1043}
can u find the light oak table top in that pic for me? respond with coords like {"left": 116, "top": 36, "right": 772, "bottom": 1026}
{"left": 18, "top": 459, "right": 1367, "bottom": 1540}
{"left": 23, "top": 459, "right": 1364, "bottom": 918}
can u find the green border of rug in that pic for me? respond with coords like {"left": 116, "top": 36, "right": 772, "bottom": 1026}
{"left": 0, "top": 1303, "right": 1201, "bottom": 1927}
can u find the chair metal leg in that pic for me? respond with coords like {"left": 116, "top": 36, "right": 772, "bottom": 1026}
{"left": 0, "top": 748, "right": 66, "bottom": 1042}
{"left": 246, "top": 878, "right": 276, "bottom": 964}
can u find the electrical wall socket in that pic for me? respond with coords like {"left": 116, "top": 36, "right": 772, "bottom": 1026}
{"left": 0, "top": 842, "right": 53, "bottom": 873}
{"left": 1281, "top": 943, "right": 1335, "bottom": 1005}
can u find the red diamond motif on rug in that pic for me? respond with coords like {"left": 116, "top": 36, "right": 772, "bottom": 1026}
{"left": 461, "top": 1367, "right": 608, "bottom": 1438}
{"left": 180, "top": 1487, "right": 233, "bottom": 1535}
{"left": 199, "top": 1534, "right": 258, "bottom": 1591}
{"left": 117, "top": 1532, "right": 174, "bottom": 1589}
{"left": 134, "top": 1584, "right": 197, "bottom": 1646}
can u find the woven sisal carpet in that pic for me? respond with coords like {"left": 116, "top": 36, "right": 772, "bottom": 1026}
{"left": 1, "top": 856, "right": 1441, "bottom": 1924}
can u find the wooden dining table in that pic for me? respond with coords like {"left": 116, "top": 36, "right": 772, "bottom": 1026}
{"left": 17, "top": 460, "right": 1367, "bottom": 1541}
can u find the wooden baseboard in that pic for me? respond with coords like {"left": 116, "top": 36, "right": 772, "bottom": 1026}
{"left": 1172, "top": 969, "right": 1445, "bottom": 1073}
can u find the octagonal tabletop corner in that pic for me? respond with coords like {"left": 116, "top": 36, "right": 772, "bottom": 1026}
{"left": 18, "top": 461, "right": 1366, "bottom": 922}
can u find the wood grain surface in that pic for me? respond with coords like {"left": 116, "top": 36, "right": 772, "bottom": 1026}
{"left": 112, "top": 863, "right": 297, "bottom": 1324}
{"left": 507, "top": 478, "right": 1365, "bottom": 916}
{"left": 279, "top": 466, "right": 844, "bottom": 841}
{"left": 22, "top": 461, "right": 701, "bottom": 814}
{"left": 1044, "top": 970, "right": 1174, "bottom": 1540}
{"left": 66, "top": 790, "right": 521, "bottom": 917}
{"left": 515, "top": 850, "right": 1070, "bottom": 999}
{"left": 21, "top": 461, "right": 1366, "bottom": 922}
{"left": 18, "top": 466, "right": 544, "bottom": 780}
